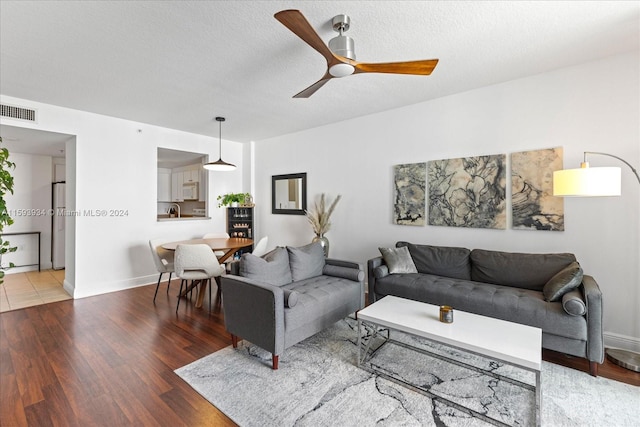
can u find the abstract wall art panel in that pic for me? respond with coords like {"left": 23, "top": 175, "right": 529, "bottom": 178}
{"left": 428, "top": 154, "right": 506, "bottom": 229}
{"left": 393, "top": 162, "right": 426, "bottom": 226}
{"left": 511, "top": 147, "right": 564, "bottom": 231}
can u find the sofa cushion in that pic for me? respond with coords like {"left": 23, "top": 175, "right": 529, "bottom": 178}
{"left": 374, "top": 274, "right": 587, "bottom": 340}
{"left": 470, "top": 249, "right": 577, "bottom": 291}
{"left": 397, "top": 241, "right": 471, "bottom": 280}
{"left": 283, "top": 275, "right": 363, "bottom": 347}
{"left": 543, "top": 262, "right": 583, "bottom": 302}
{"left": 239, "top": 247, "right": 292, "bottom": 286}
{"left": 379, "top": 246, "right": 417, "bottom": 274}
{"left": 287, "top": 242, "right": 325, "bottom": 281}
{"left": 562, "top": 289, "right": 587, "bottom": 316}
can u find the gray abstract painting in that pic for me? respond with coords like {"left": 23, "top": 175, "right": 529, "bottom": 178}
{"left": 394, "top": 163, "right": 426, "bottom": 226}
{"left": 428, "top": 155, "right": 506, "bottom": 229}
{"left": 511, "top": 147, "right": 564, "bottom": 231}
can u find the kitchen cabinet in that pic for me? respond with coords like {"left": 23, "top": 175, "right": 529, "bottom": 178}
{"left": 157, "top": 169, "right": 172, "bottom": 202}
{"left": 171, "top": 171, "right": 184, "bottom": 201}
{"left": 186, "top": 169, "right": 199, "bottom": 183}
{"left": 170, "top": 166, "right": 202, "bottom": 202}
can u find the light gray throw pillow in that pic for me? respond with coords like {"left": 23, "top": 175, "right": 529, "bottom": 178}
{"left": 543, "top": 261, "right": 583, "bottom": 302}
{"left": 287, "top": 242, "right": 325, "bottom": 281}
{"left": 379, "top": 246, "right": 418, "bottom": 274}
{"left": 240, "top": 247, "right": 292, "bottom": 286}
{"left": 562, "top": 289, "right": 587, "bottom": 316}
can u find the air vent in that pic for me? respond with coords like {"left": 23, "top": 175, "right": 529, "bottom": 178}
{"left": 0, "top": 104, "right": 37, "bottom": 122}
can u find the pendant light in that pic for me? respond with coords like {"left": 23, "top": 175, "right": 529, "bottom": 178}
{"left": 204, "top": 116, "right": 236, "bottom": 171}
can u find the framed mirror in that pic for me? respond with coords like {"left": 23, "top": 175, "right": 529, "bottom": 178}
{"left": 272, "top": 173, "right": 307, "bottom": 215}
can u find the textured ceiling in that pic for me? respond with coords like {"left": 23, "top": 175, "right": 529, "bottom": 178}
{"left": 0, "top": 1, "right": 638, "bottom": 144}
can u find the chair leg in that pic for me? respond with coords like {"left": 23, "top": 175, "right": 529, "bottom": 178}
{"left": 215, "top": 276, "right": 222, "bottom": 305}
{"left": 176, "top": 279, "right": 185, "bottom": 312}
{"left": 272, "top": 354, "right": 279, "bottom": 370}
{"left": 166, "top": 272, "right": 172, "bottom": 294}
{"left": 208, "top": 278, "right": 212, "bottom": 312}
{"left": 589, "top": 361, "right": 599, "bottom": 377}
{"left": 153, "top": 272, "right": 163, "bottom": 303}
{"left": 231, "top": 334, "right": 238, "bottom": 348}
{"left": 187, "top": 281, "right": 192, "bottom": 301}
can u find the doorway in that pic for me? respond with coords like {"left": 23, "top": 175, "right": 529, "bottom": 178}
{"left": 0, "top": 124, "right": 76, "bottom": 311}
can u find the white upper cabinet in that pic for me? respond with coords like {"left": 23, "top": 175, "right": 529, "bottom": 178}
{"left": 183, "top": 169, "right": 198, "bottom": 183}
{"left": 171, "top": 171, "right": 184, "bottom": 201}
{"left": 157, "top": 168, "right": 172, "bottom": 202}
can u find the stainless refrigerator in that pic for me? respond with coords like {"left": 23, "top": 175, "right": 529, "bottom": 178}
{"left": 52, "top": 182, "right": 65, "bottom": 270}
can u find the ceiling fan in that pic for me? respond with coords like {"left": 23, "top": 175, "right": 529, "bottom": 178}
{"left": 274, "top": 9, "right": 439, "bottom": 98}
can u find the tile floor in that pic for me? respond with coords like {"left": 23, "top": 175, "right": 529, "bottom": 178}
{"left": 0, "top": 269, "right": 70, "bottom": 313}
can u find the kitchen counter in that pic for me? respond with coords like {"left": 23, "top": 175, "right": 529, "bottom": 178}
{"left": 157, "top": 215, "right": 209, "bottom": 222}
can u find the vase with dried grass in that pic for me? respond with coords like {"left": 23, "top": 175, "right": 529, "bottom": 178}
{"left": 306, "top": 193, "right": 341, "bottom": 257}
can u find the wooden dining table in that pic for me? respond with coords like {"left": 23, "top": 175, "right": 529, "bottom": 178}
{"left": 162, "top": 237, "right": 253, "bottom": 308}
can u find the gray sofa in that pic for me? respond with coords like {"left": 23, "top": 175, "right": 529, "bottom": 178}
{"left": 221, "top": 242, "right": 365, "bottom": 369}
{"left": 367, "top": 242, "right": 604, "bottom": 376}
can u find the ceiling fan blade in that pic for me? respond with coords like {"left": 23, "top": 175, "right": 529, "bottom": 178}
{"left": 275, "top": 10, "right": 341, "bottom": 66}
{"left": 353, "top": 59, "right": 439, "bottom": 75}
{"left": 293, "top": 74, "right": 333, "bottom": 98}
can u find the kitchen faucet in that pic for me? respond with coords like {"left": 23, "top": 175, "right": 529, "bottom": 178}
{"left": 169, "top": 203, "right": 181, "bottom": 218}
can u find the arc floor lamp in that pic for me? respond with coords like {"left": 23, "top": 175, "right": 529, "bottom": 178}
{"left": 554, "top": 151, "right": 640, "bottom": 372}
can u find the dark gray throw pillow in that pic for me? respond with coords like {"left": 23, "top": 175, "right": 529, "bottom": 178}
{"left": 287, "top": 242, "right": 325, "bottom": 281}
{"left": 379, "top": 246, "right": 418, "bottom": 274}
{"left": 543, "top": 261, "right": 584, "bottom": 302}
{"left": 562, "top": 289, "right": 587, "bottom": 316}
{"left": 396, "top": 241, "right": 471, "bottom": 280}
{"left": 240, "top": 247, "right": 292, "bottom": 286}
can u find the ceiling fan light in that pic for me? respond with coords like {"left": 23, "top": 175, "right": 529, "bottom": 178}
{"left": 329, "top": 63, "right": 355, "bottom": 77}
{"left": 328, "top": 34, "right": 355, "bottom": 60}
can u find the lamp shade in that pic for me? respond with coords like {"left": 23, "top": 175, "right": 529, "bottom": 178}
{"left": 553, "top": 167, "right": 621, "bottom": 196}
{"left": 203, "top": 159, "right": 236, "bottom": 171}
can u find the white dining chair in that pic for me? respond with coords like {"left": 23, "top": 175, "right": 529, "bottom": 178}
{"left": 174, "top": 244, "right": 225, "bottom": 312}
{"left": 149, "top": 239, "right": 175, "bottom": 303}
{"left": 202, "top": 232, "right": 230, "bottom": 258}
{"left": 251, "top": 236, "right": 269, "bottom": 257}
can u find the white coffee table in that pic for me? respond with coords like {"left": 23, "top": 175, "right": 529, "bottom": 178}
{"left": 357, "top": 296, "right": 542, "bottom": 426}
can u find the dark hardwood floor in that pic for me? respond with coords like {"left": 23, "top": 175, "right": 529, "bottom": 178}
{"left": 1, "top": 279, "right": 236, "bottom": 426}
{"left": 1, "top": 280, "right": 638, "bottom": 426}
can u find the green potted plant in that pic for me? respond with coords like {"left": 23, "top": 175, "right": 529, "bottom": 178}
{"left": 217, "top": 192, "right": 251, "bottom": 208}
{"left": 0, "top": 136, "right": 17, "bottom": 284}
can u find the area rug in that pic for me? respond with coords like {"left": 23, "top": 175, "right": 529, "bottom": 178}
{"left": 175, "top": 318, "right": 639, "bottom": 426}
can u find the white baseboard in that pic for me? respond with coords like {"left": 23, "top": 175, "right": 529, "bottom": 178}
{"left": 604, "top": 332, "right": 640, "bottom": 353}
{"left": 72, "top": 274, "right": 158, "bottom": 299}
{"left": 63, "top": 279, "right": 75, "bottom": 298}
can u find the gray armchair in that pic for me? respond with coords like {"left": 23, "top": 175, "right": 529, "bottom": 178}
{"left": 221, "top": 244, "right": 364, "bottom": 369}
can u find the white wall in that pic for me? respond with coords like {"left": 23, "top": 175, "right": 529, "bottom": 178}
{"left": 254, "top": 52, "right": 640, "bottom": 352}
{"left": 2, "top": 153, "right": 54, "bottom": 271}
{"left": 0, "top": 95, "right": 246, "bottom": 299}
